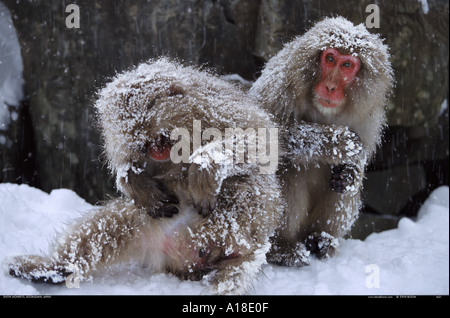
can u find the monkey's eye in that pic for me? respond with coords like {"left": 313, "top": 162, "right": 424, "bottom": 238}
{"left": 147, "top": 136, "right": 172, "bottom": 161}
{"left": 342, "top": 61, "right": 352, "bottom": 68}
{"left": 326, "top": 54, "right": 335, "bottom": 63}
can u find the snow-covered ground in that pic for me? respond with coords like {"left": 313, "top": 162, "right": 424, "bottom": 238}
{"left": 0, "top": 183, "right": 448, "bottom": 295}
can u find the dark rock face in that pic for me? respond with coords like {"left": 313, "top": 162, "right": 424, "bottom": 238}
{"left": 0, "top": 1, "right": 448, "bottom": 236}
{"left": 1, "top": 0, "right": 265, "bottom": 202}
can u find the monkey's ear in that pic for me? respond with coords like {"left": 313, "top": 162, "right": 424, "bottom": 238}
{"left": 167, "top": 84, "right": 185, "bottom": 97}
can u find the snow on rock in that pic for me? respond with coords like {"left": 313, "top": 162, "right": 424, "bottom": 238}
{"left": 418, "top": 0, "right": 429, "bottom": 14}
{"left": 0, "top": 183, "right": 448, "bottom": 295}
{"left": 0, "top": 2, "right": 24, "bottom": 130}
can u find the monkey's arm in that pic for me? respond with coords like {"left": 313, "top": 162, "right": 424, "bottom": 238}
{"left": 285, "top": 121, "right": 366, "bottom": 168}
{"left": 286, "top": 122, "right": 366, "bottom": 194}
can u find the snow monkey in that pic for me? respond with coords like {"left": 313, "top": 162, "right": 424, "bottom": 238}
{"left": 250, "top": 17, "right": 394, "bottom": 266}
{"left": 8, "top": 58, "right": 285, "bottom": 294}
{"left": 7, "top": 57, "right": 367, "bottom": 293}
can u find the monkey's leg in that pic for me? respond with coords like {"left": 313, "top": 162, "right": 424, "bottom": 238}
{"left": 8, "top": 255, "right": 71, "bottom": 284}
{"left": 168, "top": 235, "right": 267, "bottom": 295}
{"left": 186, "top": 229, "right": 264, "bottom": 295}
{"left": 204, "top": 247, "right": 269, "bottom": 295}
{"left": 265, "top": 166, "right": 316, "bottom": 267}
{"left": 266, "top": 196, "right": 311, "bottom": 267}
{"left": 8, "top": 199, "right": 146, "bottom": 284}
{"left": 303, "top": 191, "right": 361, "bottom": 258}
{"left": 187, "top": 175, "right": 281, "bottom": 294}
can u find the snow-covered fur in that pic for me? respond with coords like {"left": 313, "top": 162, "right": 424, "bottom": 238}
{"left": 250, "top": 17, "right": 394, "bottom": 265}
{"left": 8, "top": 58, "right": 284, "bottom": 294}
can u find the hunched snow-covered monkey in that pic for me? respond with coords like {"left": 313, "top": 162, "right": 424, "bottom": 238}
{"left": 8, "top": 58, "right": 284, "bottom": 294}
{"left": 250, "top": 16, "right": 394, "bottom": 266}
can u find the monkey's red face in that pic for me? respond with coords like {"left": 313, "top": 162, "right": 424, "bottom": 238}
{"left": 147, "top": 135, "right": 172, "bottom": 161}
{"left": 314, "top": 48, "right": 360, "bottom": 109}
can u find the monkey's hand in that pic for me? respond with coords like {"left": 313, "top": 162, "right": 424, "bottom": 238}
{"left": 8, "top": 255, "right": 70, "bottom": 284}
{"left": 330, "top": 164, "right": 361, "bottom": 194}
{"left": 126, "top": 171, "right": 180, "bottom": 218}
{"left": 151, "top": 181, "right": 180, "bottom": 218}
{"left": 187, "top": 135, "right": 263, "bottom": 217}
{"left": 187, "top": 140, "right": 234, "bottom": 217}
{"left": 304, "top": 232, "right": 340, "bottom": 258}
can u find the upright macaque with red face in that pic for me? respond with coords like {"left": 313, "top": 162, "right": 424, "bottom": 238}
{"left": 250, "top": 17, "right": 394, "bottom": 266}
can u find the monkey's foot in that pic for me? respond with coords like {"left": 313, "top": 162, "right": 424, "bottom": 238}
{"left": 330, "top": 164, "right": 358, "bottom": 194}
{"left": 192, "top": 197, "right": 216, "bottom": 218}
{"left": 8, "top": 255, "right": 70, "bottom": 284}
{"left": 305, "top": 232, "right": 340, "bottom": 258}
{"left": 266, "top": 242, "right": 310, "bottom": 267}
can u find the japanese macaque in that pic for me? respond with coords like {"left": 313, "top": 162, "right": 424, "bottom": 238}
{"left": 249, "top": 17, "right": 394, "bottom": 266}
{"left": 8, "top": 58, "right": 284, "bottom": 294}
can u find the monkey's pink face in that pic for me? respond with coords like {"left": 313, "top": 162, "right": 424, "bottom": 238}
{"left": 314, "top": 48, "right": 360, "bottom": 109}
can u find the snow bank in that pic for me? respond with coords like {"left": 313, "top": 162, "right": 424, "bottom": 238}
{"left": 0, "top": 183, "right": 448, "bottom": 295}
{"left": 260, "top": 186, "right": 449, "bottom": 295}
